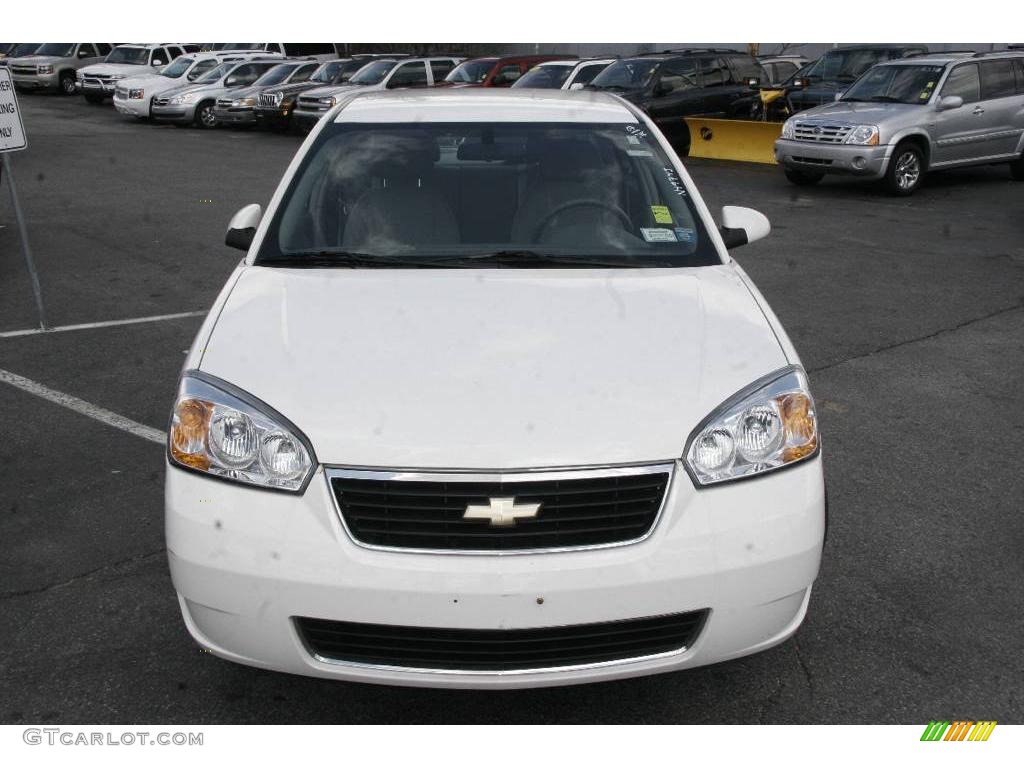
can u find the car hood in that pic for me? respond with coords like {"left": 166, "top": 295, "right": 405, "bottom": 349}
{"left": 10, "top": 55, "right": 65, "bottom": 66}
{"left": 200, "top": 265, "right": 788, "bottom": 469}
{"left": 162, "top": 82, "right": 222, "bottom": 99}
{"left": 80, "top": 63, "right": 154, "bottom": 76}
{"left": 267, "top": 80, "right": 326, "bottom": 96}
{"left": 301, "top": 83, "right": 366, "bottom": 98}
{"left": 794, "top": 100, "right": 924, "bottom": 122}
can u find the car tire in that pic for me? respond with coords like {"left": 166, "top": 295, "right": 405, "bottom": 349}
{"left": 784, "top": 169, "right": 824, "bottom": 186}
{"left": 885, "top": 143, "right": 924, "bottom": 196}
{"left": 195, "top": 102, "right": 218, "bottom": 129}
{"left": 84, "top": 93, "right": 104, "bottom": 105}
{"left": 59, "top": 72, "right": 76, "bottom": 96}
{"left": 1010, "top": 152, "right": 1024, "bottom": 181}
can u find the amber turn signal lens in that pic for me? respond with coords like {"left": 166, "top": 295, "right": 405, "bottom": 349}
{"left": 170, "top": 398, "right": 212, "bottom": 470}
{"left": 777, "top": 392, "right": 817, "bottom": 462}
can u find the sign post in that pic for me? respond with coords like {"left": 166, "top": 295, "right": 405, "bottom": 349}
{"left": 0, "top": 66, "right": 47, "bottom": 330}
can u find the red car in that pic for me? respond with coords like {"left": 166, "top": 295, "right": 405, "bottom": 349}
{"left": 440, "top": 54, "right": 574, "bottom": 87}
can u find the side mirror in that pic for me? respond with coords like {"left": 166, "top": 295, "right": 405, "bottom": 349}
{"left": 225, "top": 203, "right": 262, "bottom": 251}
{"left": 834, "top": 91, "right": 844, "bottom": 101}
{"left": 152, "top": 59, "right": 163, "bottom": 67}
{"left": 78, "top": 49, "right": 91, "bottom": 59}
{"left": 792, "top": 78, "right": 805, "bottom": 89}
{"left": 568, "top": 82, "right": 585, "bottom": 91}
{"left": 937, "top": 95, "right": 963, "bottom": 111}
{"left": 719, "top": 206, "right": 770, "bottom": 250}
{"left": 224, "top": 76, "right": 238, "bottom": 87}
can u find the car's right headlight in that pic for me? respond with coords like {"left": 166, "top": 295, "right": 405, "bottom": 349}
{"left": 168, "top": 371, "right": 316, "bottom": 493}
{"left": 780, "top": 119, "right": 796, "bottom": 139}
{"left": 684, "top": 366, "right": 819, "bottom": 486}
{"left": 128, "top": 88, "right": 144, "bottom": 99}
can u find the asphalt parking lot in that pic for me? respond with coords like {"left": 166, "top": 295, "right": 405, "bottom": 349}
{"left": 1, "top": 93, "right": 1022, "bottom": 724}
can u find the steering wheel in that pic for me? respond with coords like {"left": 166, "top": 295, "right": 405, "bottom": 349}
{"left": 531, "top": 199, "right": 633, "bottom": 243}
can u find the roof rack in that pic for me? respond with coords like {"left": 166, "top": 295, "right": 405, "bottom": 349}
{"left": 658, "top": 47, "right": 741, "bottom": 55}
{"left": 971, "top": 49, "right": 1022, "bottom": 57}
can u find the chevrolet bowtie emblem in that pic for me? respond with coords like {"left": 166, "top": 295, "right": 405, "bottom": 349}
{"left": 463, "top": 496, "right": 541, "bottom": 527}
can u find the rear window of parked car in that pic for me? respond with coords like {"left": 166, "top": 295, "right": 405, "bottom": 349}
{"left": 980, "top": 60, "right": 1017, "bottom": 99}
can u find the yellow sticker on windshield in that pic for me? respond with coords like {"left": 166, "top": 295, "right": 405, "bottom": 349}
{"left": 651, "top": 205, "right": 673, "bottom": 224}
{"left": 926, "top": 81, "right": 935, "bottom": 88}
{"left": 920, "top": 91, "right": 930, "bottom": 100}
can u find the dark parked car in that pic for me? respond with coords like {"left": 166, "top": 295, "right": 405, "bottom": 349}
{"left": 254, "top": 56, "right": 391, "bottom": 131}
{"left": 215, "top": 59, "right": 319, "bottom": 127}
{"left": 441, "top": 55, "right": 574, "bottom": 87}
{"left": 586, "top": 48, "right": 767, "bottom": 153}
{"left": 784, "top": 44, "right": 929, "bottom": 112}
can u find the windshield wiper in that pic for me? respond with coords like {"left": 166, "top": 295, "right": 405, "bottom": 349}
{"left": 866, "top": 95, "right": 904, "bottom": 103}
{"left": 258, "top": 251, "right": 448, "bottom": 268}
{"left": 454, "top": 250, "right": 674, "bottom": 268}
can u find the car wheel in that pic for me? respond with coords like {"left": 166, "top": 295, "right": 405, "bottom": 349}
{"left": 784, "top": 169, "right": 824, "bottom": 186}
{"left": 59, "top": 73, "right": 76, "bottom": 95}
{"left": 84, "top": 93, "right": 104, "bottom": 105}
{"left": 195, "top": 102, "right": 218, "bottom": 129}
{"left": 885, "top": 143, "right": 924, "bottom": 196}
{"left": 1010, "top": 152, "right": 1024, "bottom": 181}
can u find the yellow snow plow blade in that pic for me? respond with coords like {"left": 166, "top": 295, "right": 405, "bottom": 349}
{"left": 683, "top": 118, "right": 782, "bottom": 164}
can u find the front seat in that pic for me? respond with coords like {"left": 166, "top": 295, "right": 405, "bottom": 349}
{"left": 342, "top": 133, "right": 459, "bottom": 253}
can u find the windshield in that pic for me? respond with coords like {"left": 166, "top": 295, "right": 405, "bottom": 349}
{"left": 590, "top": 58, "right": 659, "bottom": 90}
{"left": 36, "top": 43, "right": 75, "bottom": 57}
{"left": 803, "top": 49, "right": 892, "bottom": 83}
{"left": 258, "top": 122, "right": 719, "bottom": 269}
{"left": 106, "top": 47, "right": 150, "bottom": 65}
{"left": 196, "top": 63, "right": 230, "bottom": 84}
{"left": 348, "top": 60, "right": 396, "bottom": 85}
{"left": 254, "top": 63, "right": 295, "bottom": 86}
{"left": 512, "top": 64, "right": 574, "bottom": 89}
{"left": 445, "top": 59, "right": 498, "bottom": 84}
{"left": 841, "top": 64, "right": 945, "bottom": 104}
{"left": 161, "top": 56, "right": 194, "bottom": 78}
{"left": 9, "top": 44, "right": 42, "bottom": 57}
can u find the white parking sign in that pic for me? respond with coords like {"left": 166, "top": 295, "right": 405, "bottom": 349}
{"left": 0, "top": 67, "right": 27, "bottom": 152}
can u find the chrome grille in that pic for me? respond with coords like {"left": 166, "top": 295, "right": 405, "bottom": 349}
{"left": 215, "top": 98, "right": 233, "bottom": 108}
{"left": 297, "top": 95, "right": 328, "bottom": 112}
{"left": 153, "top": 96, "right": 170, "bottom": 107}
{"left": 11, "top": 65, "right": 37, "bottom": 76}
{"left": 258, "top": 92, "right": 282, "bottom": 107}
{"left": 114, "top": 85, "right": 129, "bottom": 98}
{"left": 792, "top": 121, "right": 854, "bottom": 143}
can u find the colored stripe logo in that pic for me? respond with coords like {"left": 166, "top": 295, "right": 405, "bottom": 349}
{"left": 921, "top": 721, "right": 997, "bottom": 741}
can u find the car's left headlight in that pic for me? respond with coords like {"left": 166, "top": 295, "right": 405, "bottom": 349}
{"left": 168, "top": 371, "right": 316, "bottom": 493}
{"left": 844, "top": 124, "right": 880, "bottom": 145}
{"left": 37, "top": 64, "right": 54, "bottom": 74}
{"left": 170, "top": 92, "right": 199, "bottom": 104}
{"left": 128, "top": 88, "right": 144, "bottom": 99}
{"left": 780, "top": 118, "right": 796, "bottom": 139}
{"left": 685, "top": 366, "right": 819, "bottom": 486}
{"left": 233, "top": 97, "right": 256, "bottom": 107}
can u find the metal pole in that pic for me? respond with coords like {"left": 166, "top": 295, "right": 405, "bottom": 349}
{"left": 2, "top": 152, "right": 46, "bottom": 330}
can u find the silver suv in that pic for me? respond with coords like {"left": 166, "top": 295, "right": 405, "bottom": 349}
{"left": 774, "top": 51, "right": 1024, "bottom": 195}
{"left": 8, "top": 43, "right": 111, "bottom": 94}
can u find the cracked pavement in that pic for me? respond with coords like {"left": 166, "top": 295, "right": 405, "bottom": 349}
{"left": 0, "top": 96, "right": 1022, "bottom": 723}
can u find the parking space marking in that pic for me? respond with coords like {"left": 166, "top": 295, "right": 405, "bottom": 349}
{"left": 0, "top": 367, "right": 165, "bottom": 444}
{"left": 0, "top": 310, "right": 206, "bottom": 339}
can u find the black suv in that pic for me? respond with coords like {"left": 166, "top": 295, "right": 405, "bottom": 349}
{"left": 784, "top": 44, "right": 929, "bottom": 112}
{"left": 587, "top": 48, "right": 767, "bottom": 153}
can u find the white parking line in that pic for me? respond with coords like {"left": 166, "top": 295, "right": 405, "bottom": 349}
{"left": 0, "top": 368, "right": 166, "bottom": 444}
{"left": 0, "top": 310, "right": 206, "bottom": 339}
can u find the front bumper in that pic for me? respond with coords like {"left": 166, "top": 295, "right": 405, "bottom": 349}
{"left": 12, "top": 71, "right": 59, "bottom": 90}
{"left": 775, "top": 138, "right": 890, "bottom": 178}
{"left": 292, "top": 108, "right": 327, "bottom": 132}
{"left": 78, "top": 79, "right": 118, "bottom": 96}
{"left": 213, "top": 106, "right": 257, "bottom": 126}
{"left": 166, "top": 456, "right": 825, "bottom": 689}
{"left": 112, "top": 94, "right": 149, "bottom": 118}
{"left": 151, "top": 103, "right": 196, "bottom": 123}
{"left": 254, "top": 106, "right": 292, "bottom": 125}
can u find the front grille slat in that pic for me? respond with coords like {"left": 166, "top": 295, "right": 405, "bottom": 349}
{"left": 297, "top": 610, "right": 708, "bottom": 672}
{"left": 329, "top": 468, "right": 671, "bottom": 552}
{"left": 792, "top": 121, "right": 854, "bottom": 143}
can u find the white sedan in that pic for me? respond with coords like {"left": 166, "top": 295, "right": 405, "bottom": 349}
{"left": 165, "top": 89, "right": 825, "bottom": 689}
